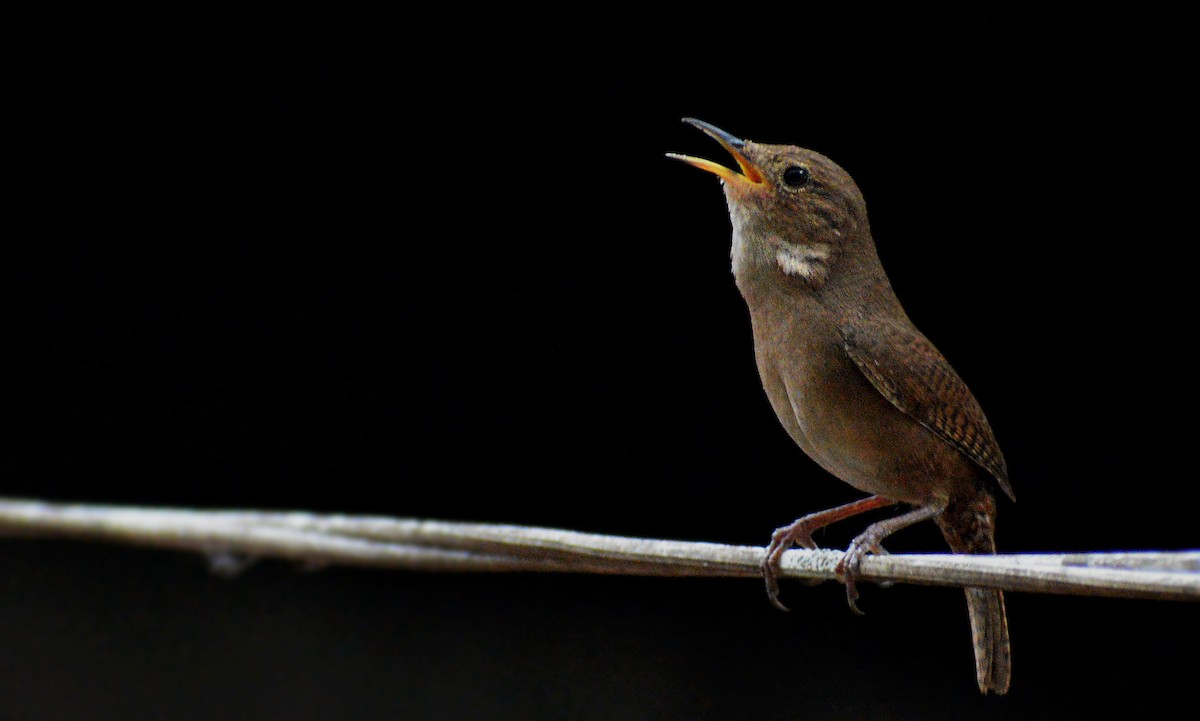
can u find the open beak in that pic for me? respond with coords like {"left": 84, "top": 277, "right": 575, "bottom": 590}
{"left": 666, "top": 118, "right": 764, "bottom": 184}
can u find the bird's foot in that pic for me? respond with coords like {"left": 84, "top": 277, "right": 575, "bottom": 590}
{"left": 761, "top": 520, "right": 820, "bottom": 612}
{"left": 834, "top": 536, "right": 887, "bottom": 615}
{"left": 834, "top": 502, "right": 944, "bottom": 614}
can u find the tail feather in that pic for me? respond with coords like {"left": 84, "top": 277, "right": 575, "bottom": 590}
{"left": 964, "top": 586, "right": 1011, "bottom": 694}
{"left": 937, "top": 490, "right": 1012, "bottom": 695}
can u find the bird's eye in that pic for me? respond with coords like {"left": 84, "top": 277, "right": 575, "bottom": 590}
{"left": 782, "top": 166, "right": 811, "bottom": 188}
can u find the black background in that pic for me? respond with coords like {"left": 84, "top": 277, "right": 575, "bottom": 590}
{"left": 3, "top": 4, "right": 1197, "bottom": 719}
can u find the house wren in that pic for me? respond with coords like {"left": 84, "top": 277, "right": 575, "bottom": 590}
{"left": 668, "top": 119, "right": 1016, "bottom": 694}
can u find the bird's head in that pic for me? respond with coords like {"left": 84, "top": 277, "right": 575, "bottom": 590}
{"left": 668, "top": 118, "right": 871, "bottom": 292}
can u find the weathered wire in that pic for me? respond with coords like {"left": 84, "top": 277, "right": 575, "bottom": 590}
{"left": 1, "top": 498, "right": 1196, "bottom": 601}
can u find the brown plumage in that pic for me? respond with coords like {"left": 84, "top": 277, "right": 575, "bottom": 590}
{"left": 669, "top": 119, "right": 1014, "bottom": 694}
{"left": 839, "top": 317, "right": 1015, "bottom": 502}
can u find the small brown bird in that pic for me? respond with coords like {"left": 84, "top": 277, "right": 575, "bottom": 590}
{"left": 668, "top": 119, "right": 1015, "bottom": 694}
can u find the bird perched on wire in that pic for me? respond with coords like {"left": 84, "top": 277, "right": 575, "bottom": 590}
{"left": 668, "top": 118, "right": 1015, "bottom": 694}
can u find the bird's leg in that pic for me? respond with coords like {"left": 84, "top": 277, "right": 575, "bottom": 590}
{"left": 762, "top": 495, "right": 897, "bottom": 611}
{"left": 835, "top": 501, "right": 946, "bottom": 614}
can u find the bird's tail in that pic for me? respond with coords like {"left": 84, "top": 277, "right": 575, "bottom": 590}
{"left": 936, "top": 492, "right": 1012, "bottom": 695}
{"left": 962, "top": 585, "right": 1010, "bottom": 694}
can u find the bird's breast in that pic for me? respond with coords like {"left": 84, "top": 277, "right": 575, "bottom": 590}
{"left": 747, "top": 302, "right": 957, "bottom": 504}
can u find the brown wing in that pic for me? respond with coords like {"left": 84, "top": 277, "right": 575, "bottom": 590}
{"left": 838, "top": 318, "right": 1015, "bottom": 502}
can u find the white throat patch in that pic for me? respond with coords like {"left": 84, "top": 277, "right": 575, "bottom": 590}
{"left": 775, "top": 244, "right": 831, "bottom": 279}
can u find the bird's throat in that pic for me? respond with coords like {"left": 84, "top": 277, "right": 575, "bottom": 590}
{"left": 774, "top": 243, "right": 831, "bottom": 281}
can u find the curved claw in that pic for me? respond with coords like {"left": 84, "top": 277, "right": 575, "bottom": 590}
{"left": 835, "top": 539, "right": 878, "bottom": 615}
{"left": 846, "top": 579, "right": 865, "bottom": 615}
{"left": 762, "top": 559, "right": 791, "bottom": 612}
{"left": 761, "top": 520, "right": 821, "bottom": 611}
